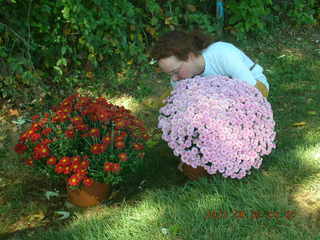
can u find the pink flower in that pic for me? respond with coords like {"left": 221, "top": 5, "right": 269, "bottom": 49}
{"left": 158, "top": 76, "right": 276, "bottom": 179}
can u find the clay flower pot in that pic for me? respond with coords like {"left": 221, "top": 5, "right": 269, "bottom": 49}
{"left": 182, "top": 163, "right": 210, "bottom": 181}
{"left": 67, "top": 181, "right": 112, "bottom": 207}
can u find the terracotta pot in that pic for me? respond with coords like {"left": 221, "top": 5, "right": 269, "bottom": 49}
{"left": 182, "top": 163, "right": 210, "bottom": 181}
{"left": 67, "top": 182, "right": 112, "bottom": 207}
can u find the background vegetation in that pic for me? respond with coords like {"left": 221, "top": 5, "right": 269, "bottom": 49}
{"left": 0, "top": 0, "right": 319, "bottom": 108}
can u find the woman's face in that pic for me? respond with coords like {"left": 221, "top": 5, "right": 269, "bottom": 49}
{"left": 158, "top": 55, "right": 199, "bottom": 82}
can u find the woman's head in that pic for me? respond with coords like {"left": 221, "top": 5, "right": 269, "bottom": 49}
{"left": 151, "top": 30, "right": 213, "bottom": 81}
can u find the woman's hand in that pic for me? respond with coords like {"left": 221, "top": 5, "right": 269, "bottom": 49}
{"left": 255, "top": 80, "right": 269, "bottom": 98}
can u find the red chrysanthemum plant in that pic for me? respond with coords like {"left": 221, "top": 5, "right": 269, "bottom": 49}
{"left": 14, "top": 94, "right": 149, "bottom": 189}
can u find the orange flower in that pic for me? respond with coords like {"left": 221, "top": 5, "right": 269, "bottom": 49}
{"left": 25, "top": 158, "right": 33, "bottom": 166}
{"left": 102, "top": 135, "right": 112, "bottom": 144}
{"left": 115, "top": 135, "right": 125, "bottom": 141}
{"left": 132, "top": 143, "right": 144, "bottom": 150}
{"left": 118, "top": 153, "right": 128, "bottom": 162}
{"left": 115, "top": 141, "right": 125, "bottom": 149}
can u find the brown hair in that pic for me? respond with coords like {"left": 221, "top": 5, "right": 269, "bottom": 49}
{"left": 150, "top": 30, "right": 214, "bottom": 61}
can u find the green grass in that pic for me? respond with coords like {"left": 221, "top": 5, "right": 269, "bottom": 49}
{"left": 1, "top": 26, "right": 320, "bottom": 240}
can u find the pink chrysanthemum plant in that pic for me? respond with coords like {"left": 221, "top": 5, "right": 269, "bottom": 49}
{"left": 14, "top": 94, "right": 149, "bottom": 188}
{"left": 158, "top": 76, "right": 276, "bottom": 179}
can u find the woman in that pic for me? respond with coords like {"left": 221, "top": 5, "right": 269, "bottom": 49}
{"left": 151, "top": 30, "right": 269, "bottom": 97}
{"left": 151, "top": 30, "right": 270, "bottom": 178}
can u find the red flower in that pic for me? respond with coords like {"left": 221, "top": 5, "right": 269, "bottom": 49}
{"left": 55, "top": 164, "right": 64, "bottom": 174}
{"left": 31, "top": 123, "right": 41, "bottom": 130}
{"left": 77, "top": 168, "right": 88, "bottom": 175}
{"left": 32, "top": 115, "right": 40, "bottom": 121}
{"left": 91, "top": 144, "right": 105, "bottom": 154}
{"left": 115, "top": 141, "right": 125, "bottom": 149}
{"left": 83, "top": 177, "right": 94, "bottom": 187}
{"left": 51, "top": 115, "right": 60, "bottom": 123}
{"left": 19, "top": 132, "right": 29, "bottom": 142}
{"left": 97, "top": 111, "right": 110, "bottom": 122}
{"left": 104, "top": 162, "right": 113, "bottom": 172}
{"left": 112, "top": 163, "right": 121, "bottom": 173}
{"left": 132, "top": 143, "right": 144, "bottom": 150}
{"left": 71, "top": 156, "right": 81, "bottom": 162}
{"left": 25, "top": 158, "right": 33, "bottom": 166}
{"left": 71, "top": 162, "right": 80, "bottom": 172}
{"left": 41, "top": 128, "right": 52, "bottom": 136}
{"left": 76, "top": 124, "right": 88, "bottom": 131}
{"left": 14, "top": 143, "right": 28, "bottom": 154}
{"left": 33, "top": 144, "right": 50, "bottom": 159}
{"left": 65, "top": 129, "right": 75, "bottom": 138}
{"left": 115, "top": 119, "right": 126, "bottom": 129}
{"left": 118, "top": 153, "right": 128, "bottom": 162}
{"left": 47, "top": 156, "right": 57, "bottom": 165}
{"left": 68, "top": 175, "right": 80, "bottom": 186}
{"left": 26, "top": 129, "right": 35, "bottom": 137}
{"left": 63, "top": 166, "right": 72, "bottom": 174}
{"left": 115, "top": 135, "right": 125, "bottom": 141}
{"left": 79, "top": 160, "right": 89, "bottom": 169}
{"left": 102, "top": 135, "right": 112, "bottom": 144}
{"left": 41, "top": 138, "right": 53, "bottom": 145}
{"left": 59, "top": 156, "right": 71, "bottom": 166}
{"left": 30, "top": 133, "right": 41, "bottom": 142}
{"left": 89, "top": 128, "right": 100, "bottom": 137}
{"left": 71, "top": 116, "right": 83, "bottom": 125}
{"left": 118, "top": 131, "right": 128, "bottom": 137}
{"left": 74, "top": 172, "right": 86, "bottom": 180}
{"left": 62, "top": 106, "right": 72, "bottom": 114}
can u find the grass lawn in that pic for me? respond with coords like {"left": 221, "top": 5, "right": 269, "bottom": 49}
{"left": 1, "top": 26, "right": 320, "bottom": 240}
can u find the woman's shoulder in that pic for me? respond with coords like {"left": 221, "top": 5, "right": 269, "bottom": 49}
{"left": 208, "top": 41, "right": 236, "bottom": 50}
{"left": 204, "top": 41, "right": 237, "bottom": 56}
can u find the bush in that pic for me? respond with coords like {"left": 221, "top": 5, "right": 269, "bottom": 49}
{"left": 0, "top": 0, "right": 318, "bottom": 107}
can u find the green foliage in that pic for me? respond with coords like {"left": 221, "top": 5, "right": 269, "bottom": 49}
{"left": 0, "top": 0, "right": 318, "bottom": 107}
{"left": 273, "top": 0, "right": 317, "bottom": 25}
{"left": 226, "top": 0, "right": 273, "bottom": 35}
{"left": 0, "top": 0, "right": 218, "bottom": 107}
{"left": 225, "top": 0, "right": 319, "bottom": 37}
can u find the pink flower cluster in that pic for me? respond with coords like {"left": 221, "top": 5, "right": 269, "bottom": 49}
{"left": 158, "top": 76, "right": 276, "bottom": 179}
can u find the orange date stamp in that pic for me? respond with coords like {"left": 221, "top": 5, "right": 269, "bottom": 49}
{"left": 204, "top": 210, "right": 295, "bottom": 221}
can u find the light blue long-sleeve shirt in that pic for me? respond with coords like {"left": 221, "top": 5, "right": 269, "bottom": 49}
{"left": 171, "top": 41, "right": 269, "bottom": 89}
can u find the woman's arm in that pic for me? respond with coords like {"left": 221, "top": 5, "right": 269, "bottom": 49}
{"left": 217, "top": 47, "right": 269, "bottom": 98}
